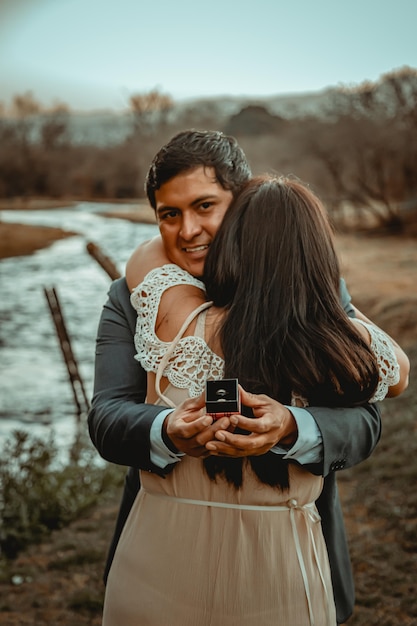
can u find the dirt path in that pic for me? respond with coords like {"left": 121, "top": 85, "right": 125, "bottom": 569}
{"left": 337, "top": 234, "right": 417, "bottom": 347}
{"left": 0, "top": 499, "right": 118, "bottom": 625}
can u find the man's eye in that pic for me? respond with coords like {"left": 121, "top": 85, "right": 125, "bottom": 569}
{"left": 160, "top": 210, "right": 178, "bottom": 220}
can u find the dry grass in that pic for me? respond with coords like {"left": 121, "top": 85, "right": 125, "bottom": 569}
{"left": 339, "top": 344, "right": 417, "bottom": 626}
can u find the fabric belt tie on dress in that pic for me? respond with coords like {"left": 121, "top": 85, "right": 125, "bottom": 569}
{"left": 144, "top": 490, "right": 330, "bottom": 626}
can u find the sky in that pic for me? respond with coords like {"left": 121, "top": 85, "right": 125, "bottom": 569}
{"left": 1, "top": 0, "right": 416, "bottom": 112}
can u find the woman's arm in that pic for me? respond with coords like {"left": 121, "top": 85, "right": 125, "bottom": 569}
{"left": 126, "top": 236, "right": 207, "bottom": 343}
{"left": 351, "top": 306, "right": 410, "bottom": 397}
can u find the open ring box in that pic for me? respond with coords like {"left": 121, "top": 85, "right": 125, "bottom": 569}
{"left": 205, "top": 378, "right": 240, "bottom": 419}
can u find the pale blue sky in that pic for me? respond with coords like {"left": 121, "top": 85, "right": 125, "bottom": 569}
{"left": 1, "top": 0, "right": 416, "bottom": 111}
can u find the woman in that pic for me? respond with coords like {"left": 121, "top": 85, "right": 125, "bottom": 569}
{"left": 102, "top": 176, "right": 408, "bottom": 626}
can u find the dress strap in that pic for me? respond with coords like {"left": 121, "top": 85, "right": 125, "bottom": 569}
{"left": 194, "top": 308, "right": 207, "bottom": 339}
{"left": 155, "top": 301, "right": 213, "bottom": 408}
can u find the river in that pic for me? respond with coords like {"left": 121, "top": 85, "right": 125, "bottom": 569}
{"left": 0, "top": 203, "right": 158, "bottom": 450}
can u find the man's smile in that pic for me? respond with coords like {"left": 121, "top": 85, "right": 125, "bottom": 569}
{"left": 182, "top": 244, "right": 210, "bottom": 253}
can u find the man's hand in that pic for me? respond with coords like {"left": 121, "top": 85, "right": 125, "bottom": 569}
{"left": 164, "top": 392, "right": 232, "bottom": 458}
{"left": 205, "top": 387, "right": 298, "bottom": 457}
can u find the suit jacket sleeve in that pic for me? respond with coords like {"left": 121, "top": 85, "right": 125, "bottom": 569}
{"left": 303, "top": 278, "right": 382, "bottom": 477}
{"left": 88, "top": 277, "right": 173, "bottom": 475}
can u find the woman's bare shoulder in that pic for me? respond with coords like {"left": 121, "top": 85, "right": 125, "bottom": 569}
{"left": 126, "top": 236, "right": 170, "bottom": 291}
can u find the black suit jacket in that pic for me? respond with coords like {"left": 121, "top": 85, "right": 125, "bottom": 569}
{"left": 88, "top": 277, "right": 381, "bottom": 624}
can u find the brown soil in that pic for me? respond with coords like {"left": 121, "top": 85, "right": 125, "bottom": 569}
{"left": 337, "top": 233, "right": 417, "bottom": 347}
{"left": 0, "top": 223, "right": 78, "bottom": 259}
{"left": 0, "top": 226, "right": 416, "bottom": 625}
{"left": 96, "top": 205, "right": 156, "bottom": 225}
{"left": 0, "top": 199, "right": 77, "bottom": 211}
{"left": 0, "top": 501, "right": 118, "bottom": 625}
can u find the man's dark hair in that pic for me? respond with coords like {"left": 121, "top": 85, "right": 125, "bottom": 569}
{"left": 145, "top": 130, "right": 252, "bottom": 208}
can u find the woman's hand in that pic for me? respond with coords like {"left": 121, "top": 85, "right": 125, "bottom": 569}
{"left": 164, "top": 392, "right": 233, "bottom": 458}
{"left": 205, "top": 386, "right": 298, "bottom": 457}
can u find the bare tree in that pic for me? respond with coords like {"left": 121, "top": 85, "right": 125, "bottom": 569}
{"left": 129, "top": 88, "right": 174, "bottom": 137}
{"left": 312, "top": 67, "right": 417, "bottom": 231}
{"left": 40, "top": 103, "right": 70, "bottom": 150}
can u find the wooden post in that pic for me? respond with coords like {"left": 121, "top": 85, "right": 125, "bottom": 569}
{"left": 86, "top": 241, "right": 121, "bottom": 280}
{"left": 44, "top": 286, "right": 90, "bottom": 420}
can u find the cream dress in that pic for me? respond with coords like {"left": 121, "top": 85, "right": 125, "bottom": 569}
{"left": 102, "top": 265, "right": 399, "bottom": 626}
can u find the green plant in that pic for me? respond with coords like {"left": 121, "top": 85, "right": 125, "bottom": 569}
{"left": 0, "top": 430, "right": 123, "bottom": 560}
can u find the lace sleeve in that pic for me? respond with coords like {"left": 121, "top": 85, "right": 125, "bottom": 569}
{"left": 130, "top": 264, "right": 224, "bottom": 398}
{"left": 291, "top": 320, "right": 401, "bottom": 407}
{"left": 354, "top": 319, "right": 400, "bottom": 401}
{"left": 130, "top": 264, "right": 206, "bottom": 373}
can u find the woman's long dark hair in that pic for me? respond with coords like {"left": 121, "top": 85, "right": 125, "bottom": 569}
{"left": 202, "top": 175, "right": 380, "bottom": 488}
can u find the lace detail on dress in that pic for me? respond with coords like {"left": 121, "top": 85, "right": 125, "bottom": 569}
{"left": 130, "top": 265, "right": 224, "bottom": 397}
{"left": 354, "top": 319, "right": 400, "bottom": 401}
{"left": 291, "top": 320, "right": 400, "bottom": 407}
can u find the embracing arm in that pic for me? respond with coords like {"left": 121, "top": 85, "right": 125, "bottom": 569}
{"left": 87, "top": 277, "right": 172, "bottom": 474}
{"left": 303, "top": 402, "right": 381, "bottom": 476}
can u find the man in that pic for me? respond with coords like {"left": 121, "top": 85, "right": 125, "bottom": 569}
{"left": 88, "top": 130, "right": 381, "bottom": 624}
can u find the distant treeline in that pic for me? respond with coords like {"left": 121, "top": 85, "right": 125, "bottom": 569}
{"left": 1, "top": 67, "right": 416, "bottom": 233}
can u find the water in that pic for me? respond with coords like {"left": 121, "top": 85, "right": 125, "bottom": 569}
{"left": 0, "top": 203, "right": 158, "bottom": 450}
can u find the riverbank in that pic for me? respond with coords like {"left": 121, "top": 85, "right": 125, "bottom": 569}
{"left": 0, "top": 222, "right": 78, "bottom": 259}
{"left": 96, "top": 205, "right": 156, "bottom": 224}
{"left": 0, "top": 196, "right": 155, "bottom": 220}
{"left": 0, "top": 199, "right": 78, "bottom": 211}
{"left": 0, "top": 198, "right": 79, "bottom": 259}
{"left": 0, "top": 203, "right": 156, "bottom": 259}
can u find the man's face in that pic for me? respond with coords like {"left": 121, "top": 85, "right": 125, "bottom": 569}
{"left": 155, "top": 166, "right": 233, "bottom": 277}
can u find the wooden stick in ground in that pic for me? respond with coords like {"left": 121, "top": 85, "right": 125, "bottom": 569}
{"left": 86, "top": 241, "right": 121, "bottom": 280}
{"left": 44, "top": 286, "right": 90, "bottom": 420}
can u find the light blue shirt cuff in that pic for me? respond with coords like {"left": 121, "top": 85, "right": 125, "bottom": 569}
{"left": 150, "top": 409, "right": 185, "bottom": 468}
{"left": 271, "top": 407, "right": 323, "bottom": 465}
